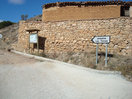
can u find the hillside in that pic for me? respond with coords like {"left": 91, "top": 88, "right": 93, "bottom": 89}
{"left": 0, "top": 23, "right": 19, "bottom": 49}
{"left": 0, "top": 15, "right": 42, "bottom": 49}
{"left": 0, "top": 21, "right": 14, "bottom": 29}
{"left": 0, "top": 15, "right": 132, "bottom": 81}
{"left": 26, "top": 15, "right": 42, "bottom": 22}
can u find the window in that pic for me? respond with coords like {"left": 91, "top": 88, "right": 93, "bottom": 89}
{"left": 121, "top": 6, "right": 130, "bottom": 17}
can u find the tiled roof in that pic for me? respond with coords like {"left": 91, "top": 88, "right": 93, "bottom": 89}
{"left": 42, "top": 1, "right": 132, "bottom": 9}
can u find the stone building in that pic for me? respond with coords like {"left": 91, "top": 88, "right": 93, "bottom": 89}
{"left": 17, "top": 1, "right": 132, "bottom": 56}
{"left": 42, "top": 1, "right": 132, "bottom": 21}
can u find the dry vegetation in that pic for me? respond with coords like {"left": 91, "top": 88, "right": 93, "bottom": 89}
{"left": 33, "top": 51, "right": 132, "bottom": 81}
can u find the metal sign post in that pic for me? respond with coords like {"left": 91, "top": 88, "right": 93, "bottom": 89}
{"left": 91, "top": 36, "right": 110, "bottom": 66}
{"left": 37, "top": 33, "right": 39, "bottom": 54}
{"left": 105, "top": 44, "right": 108, "bottom": 67}
{"left": 96, "top": 44, "right": 98, "bottom": 65}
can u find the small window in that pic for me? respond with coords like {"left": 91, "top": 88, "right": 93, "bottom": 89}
{"left": 121, "top": 6, "right": 130, "bottom": 17}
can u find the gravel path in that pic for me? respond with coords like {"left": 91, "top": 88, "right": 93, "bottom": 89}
{"left": 0, "top": 50, "right": 132, "bottom": 99}
{"left": 0, "top": 50, "right": 37, "bottom": 65}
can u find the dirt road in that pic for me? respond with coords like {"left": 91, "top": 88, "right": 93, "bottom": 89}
{"left": 0, "top": 50, "right": 37, "bottom": 65}
{"left": 0, "top": 50, "right": 132, "bottom": 99}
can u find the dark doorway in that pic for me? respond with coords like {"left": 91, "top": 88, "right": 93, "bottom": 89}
{"left": 34, "top": 36, "right": 46, "bottom": 52}
{"left": 121, "top": 6, "right": 130, "bottom": 17}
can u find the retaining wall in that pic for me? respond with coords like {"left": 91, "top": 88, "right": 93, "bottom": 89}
{"left": 17, "top": 17, "right": 132, "bottom": 56}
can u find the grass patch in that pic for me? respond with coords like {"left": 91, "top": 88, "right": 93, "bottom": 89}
{"left": 31, "top": 52, "right": 47, "bottom": 58}
{"left": 115, "top": 65, "right": 132, "bottom": 77}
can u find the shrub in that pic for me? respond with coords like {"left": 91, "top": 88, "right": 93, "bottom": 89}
{"left": 0, "top": 21, "right": 14, "bottom": 29}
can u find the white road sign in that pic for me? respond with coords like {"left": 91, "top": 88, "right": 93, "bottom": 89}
{"left": 30, "top": 33, "right": 38, "bottom": 43}
{"left": 0, "top": 34, "right": 2, "bottom": 39}
{"left": 92, "top": 36, "right": 110, "bottom": 44}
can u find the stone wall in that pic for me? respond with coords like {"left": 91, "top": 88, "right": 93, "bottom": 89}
{"left": 42, "top": 5, "right": 120, "bottom": 22}
{"left": 17, "top": 17, "right": 132, "bottom": 56}
{"left": 130, "top": 6, "right": 132, "bottom": 17}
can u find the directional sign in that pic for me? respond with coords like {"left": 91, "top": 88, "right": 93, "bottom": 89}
{"left": 92, "top": 36, "right": 110, "bottom": 44}
{"left": 0, "top": 34, "right": 2, "bottom": 39}
{"left": 30, "top": 33, "right": 38, "bottom": 43}
{"left": 92, "top": 36, "right": 110, "bottom": 66}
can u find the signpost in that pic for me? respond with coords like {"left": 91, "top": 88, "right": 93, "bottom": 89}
{"left": 91, "top": 36, "right": 110, "bottom": 44}
{"left": 0, "top": 34, "right": 2, "bottom": 39}
{"left": 26, "top": 29, "right": 40, "bottom": 54}
{"left": 91, "top": 36, "right": 110, "bottom": 66}
{"left": 30, "top": 33, "right": 38, "bottom": 43}
{"left": 29, "top": 33, "right": 39, "bottom": 53}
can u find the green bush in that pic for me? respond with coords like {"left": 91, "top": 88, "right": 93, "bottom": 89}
{"left": 0, "top": 21, "right": 14, "bottom": 29}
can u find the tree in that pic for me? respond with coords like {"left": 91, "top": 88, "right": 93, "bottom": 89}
{"left": 0, "top": 21, "right": 14, "bottom": 29}
{"left": 21, "top": 14, "right": 28, "bottom": 20}
{"left": 21, "top": 15, "right": 25, "bottom": 20}
{"left": 25, "top": 14, "right": 28, "bottom": 20}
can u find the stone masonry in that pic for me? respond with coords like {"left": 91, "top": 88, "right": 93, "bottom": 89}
{"left": 130, "top": 6, "right": 132, "bottom": 17}
{"left": 17, "top": 17, "right": 132, "bottom": 56}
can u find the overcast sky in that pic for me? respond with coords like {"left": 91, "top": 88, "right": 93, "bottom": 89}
{"left": 0, "top": 0, "right": 131, "bottom": 23}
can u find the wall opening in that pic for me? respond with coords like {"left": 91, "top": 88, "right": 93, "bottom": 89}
{"left": 121, "top": 6, "right": 130, "bottom": 17}
{"left": 34, "top": 36, "right": 46, "bottom": 52}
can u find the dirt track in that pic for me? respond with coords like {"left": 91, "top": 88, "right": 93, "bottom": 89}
{"left": 0, "top": 50, "right": 37, "bottom": 65}
{"left": 0, "top": 50, "right": 132, "bottom": 99}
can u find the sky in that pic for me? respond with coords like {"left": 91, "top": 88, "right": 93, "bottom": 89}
{"left": 0, "top": 0, "right": 131, "bottom": 23}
